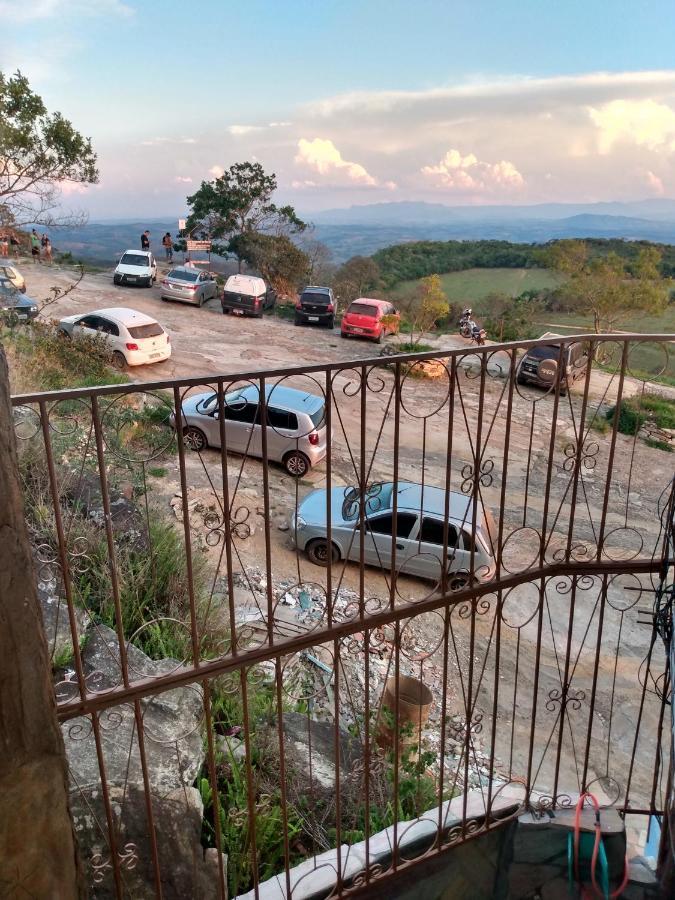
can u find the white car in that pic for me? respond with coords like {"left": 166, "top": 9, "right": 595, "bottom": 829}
{"left": 0, "top": 259, "right": 26, "bottom": 292}
{"left": 113, "top": 250, "right": 157, "bottom": 288}
{"left": 58, "top": 307, "right": 171, "bottom": 369}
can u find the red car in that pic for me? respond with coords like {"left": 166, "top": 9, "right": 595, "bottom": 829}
{"left": 340, "top": 298, "right": 400, "bottom": 343}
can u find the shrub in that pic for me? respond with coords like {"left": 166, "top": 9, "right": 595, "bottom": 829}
{"left": 606, "top": 394, "right": 675, "bottom": 436}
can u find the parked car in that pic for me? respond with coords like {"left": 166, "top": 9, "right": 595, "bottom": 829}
{"left": 341, "top": 298, "right": 400, "bottom": 343}
{"left": 0, "top": 259, "right": 26, "bottom": 292}
{"left": 295, "top": 285, "right": 336, "bottom": 328}
{"left": 160, "top": 266, "right": 219, "bottom": 306}
{"left": 516, "top": 332, "right": 589, "bottom": 395}
{"left": 171, "top": 384, "right": 328, "bottom": 477}
{"left": 57, "top": 307, "right": 171, "bottom": 369}
{"left": 221, "top": 274, "right": 275, "bottom": 318}
{"left": 0, "top": 278, "right": 38, "bottom": 322}
{"left": 292, "top": 481, "right": 496, "bottom": 586}
{"left": 113, "top": 250, "right": 157, "bottom": 287}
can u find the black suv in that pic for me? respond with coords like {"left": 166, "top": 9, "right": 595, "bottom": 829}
{"left": 516, "top": 334, "right": 589, "bottom": 395}
{"left": 295, "top": 286, "right": 335, "bottom": 328}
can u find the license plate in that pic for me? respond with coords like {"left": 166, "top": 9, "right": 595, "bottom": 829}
{"left": 233, "top": 309, "right": 244, "bottom": 316}
{"left": 149, "top": 352, "right": 160, "bottom": 359}
{"left": 18, "top": 313, "right": 27, "bottom": 320}
{"left": 308, "top": 316, "right": 319, "bottom": 322}
{"left": 352, "top": 327, "right": 364, "bottom": 333}
{"left": 127, "top": 277, "right": 136, "bottom": 282}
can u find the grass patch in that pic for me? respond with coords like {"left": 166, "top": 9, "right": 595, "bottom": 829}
{"left": 391, "top": 267, "right": 564, "bottom": 305}
{"left": 148, "top": 466, "right": 168, "bottom": 479}
{"left": 606, "top": 393, "right": 675, "bottom": 436}
{"left": 645, "top": 437, "right": 673, "bottom": 452}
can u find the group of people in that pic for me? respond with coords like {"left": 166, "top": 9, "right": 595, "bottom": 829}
{"left": 0, "top": 232, "right": 24, "bottom": 259}
{"left": 0, "top": 228, "right": 52, "bottom": 262}
{"left": 141, "top": 229, "right": 175, "bottom": 263}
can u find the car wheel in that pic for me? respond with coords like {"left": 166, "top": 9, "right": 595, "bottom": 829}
{"left": 283, "top": 450, "right": 310, "bottom": 477}
{"left": 327, "top": 317, "right": 335, "bottom": 329}
{"left": 375, "top": 330, "right": 383, "bottom": 344}
{"left": 111, "top": 351, "right": 126, "bottom": 370}
{"left": 294, "top": 318, "right": 301, "bottom": 326}
{"left": 222, "top": 308, "right": 229, "bottom": 315}
{"left": 183, "top": 426, "right": 208, "bottom": 452}
{"left": 198, "top": 293, "right": 204, "bottom": 308}
{"left": 58, "top": 328, "right": 71, "bottom": 339}
{"left": 146, "top": 277, "right": 153, "bottom": 288}
{"left": 307, "top": 538, "right": 340, "bottom": 567}
{"left": 448, "top": 575, "right": 468, "bottom": 592}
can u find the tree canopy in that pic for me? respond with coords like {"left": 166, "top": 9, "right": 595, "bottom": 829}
{"left": 185, "top": 162, "right": 306, "bottom": 260}
{"left": 395, "top": 274, "right": 450, "bottom": 349}
{"left": 550, "top": 242, "right": 669, "bottom": 333}
{"left": 332, "top": 256, "right": 381, "bottom": 304}
{"left": 230, "top": 232, "right": 310, "bottom": 295}
{"left": 0, "top": 70, "right": 98, "bottom": 227}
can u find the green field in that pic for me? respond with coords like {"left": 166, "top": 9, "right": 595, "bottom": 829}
{"left": 391, "top": 267, "right": 565, "bottom": 305}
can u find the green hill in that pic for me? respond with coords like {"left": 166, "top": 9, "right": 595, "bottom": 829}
{"left": 390, "top": 267, "right": 564, "bottom": 306}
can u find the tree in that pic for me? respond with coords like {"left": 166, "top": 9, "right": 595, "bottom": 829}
{"left": 296, "top": 229, "right": 334, "bottom": 285}
{"left": 552, "top": 245, "right": 669, "bottom": 333}
{"left": 395, "top": 274, "right": 450, "bottom": 349}
{"left": 481, "top": 291, "right": 544, "bottom": 341}
{"left": 230, "top": 232, "right": 310, "bottom": 295}
{"left": 332, "top": 255, "right": 380, "bottom": 305}
{"left": 0, "top": 347, "right": 84, "bottom": 897}
{"left": 184, "top": 162, "right": 306, "bottom": 265}
{"left": 0, "top": 70, "right": 98, "bottom": 227}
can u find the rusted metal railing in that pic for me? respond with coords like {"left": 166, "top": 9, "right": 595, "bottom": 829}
{"left": 10, "top": 334, "right": 675, "bottom": 898}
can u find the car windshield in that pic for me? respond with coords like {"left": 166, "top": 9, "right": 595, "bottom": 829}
{"left": 168, "top": 269, "right": 199, "bottom": 282}
{"left": 0, "top": 280, "right": 18, "bottom": 297}
{"left": 347, "top": 303, "right": 378, "bottom": 318}
{"left": 302, "top": 292, "right": 330, "bottom": 306}
{"left": 527, "top": 344, "right": 566, "bottom": 360}
{"left": 309, "top": 406, "right": 325, "bottom": 429}
{"left": 120, "top": 253, "right": 149, "bottom": 267}
{"left": 127, "top": 322, "right": 164, "bottom": 339}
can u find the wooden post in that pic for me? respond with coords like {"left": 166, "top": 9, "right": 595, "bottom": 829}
{"left": 0, "top": 346, "right": 84, "bottom": 898}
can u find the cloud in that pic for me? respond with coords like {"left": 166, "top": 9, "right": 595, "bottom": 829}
{"left": 645, "top": 170, "right": 665, "bottom": 195}
{"left": 0, "top": 0, "right": 133, "bottom": 21}
{"left": 228, "top": 121, "right": 292, "bottom": 136}
{"left": 209, "top": 166, "right": 224, "bottom": 178}
{"left": 421, "top": 149, "right": 524, "bottom": 193}
{"left": 295, "top": 138, "right": 378, "bottom": 186}
{"left": 588, "top": 99, "right": 675, "bottom": 153}
{"left": 174, "top": 176, "right": 193, "bottom": 184}
{"left": 140, "top": 137, "right": 197, "bottom": 147}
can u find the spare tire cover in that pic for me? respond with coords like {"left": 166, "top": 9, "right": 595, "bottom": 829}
{"left": 538, "top": 358, "right": 558, "bottom": 382}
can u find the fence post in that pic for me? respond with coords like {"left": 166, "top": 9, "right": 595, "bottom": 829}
{"left": 0, "top": 346, "right": 84, "bottom": 898}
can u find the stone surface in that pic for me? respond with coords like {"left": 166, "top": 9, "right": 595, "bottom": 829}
{"left": 281, "top": 712, "right": 361, "bottom": 790}
{"left": 62, "top": 625, "right": 223, "bottom": 898}
{"left": 66, "top": 471, "right": 148, "bottom": 550}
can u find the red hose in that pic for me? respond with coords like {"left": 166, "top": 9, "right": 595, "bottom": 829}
{"left": 572, "top": 792, "right": 629, "bottom": 898}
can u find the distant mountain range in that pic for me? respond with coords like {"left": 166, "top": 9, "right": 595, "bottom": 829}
{"left": 46, "top": 200, "right": 675, "bottom": 266}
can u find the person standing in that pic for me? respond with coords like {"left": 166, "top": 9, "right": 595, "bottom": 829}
{"left": 0, "top": 235, "right": 8, "bottom": 257}
{"left": 30, "top": 229, "right": 41, "bottom": 263}
{"left": 10, "top": 234, "right": 20, "bottom": 257}
{"left": 162, "top": 232, "right": 173, "bottom": 263}
{"left": 141, "top": 230, "right": 150, "bottom": 250}
{"left": 43, "top": 236, "right": 53, "bottom": 265}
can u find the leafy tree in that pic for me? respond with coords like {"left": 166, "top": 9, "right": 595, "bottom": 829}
{"left": 230, "top": 233, "right": 310, "bottom": 295}
{"left": 332, "top": 255, "right": 380, "bottom": 305}
{"left": 552, "top": 245, "right": 669, "bottom": 333}
{"left": 481, "top": 291, "right": 544, "bottom": 341}
{"left": 184, "top": 162, "right": 306, "bottom": 265}
{"left": 395, "top": 274, "right": 449, "bottom": 349}
{"left": 0, "top": 70, "right": 98, "bottom": 227}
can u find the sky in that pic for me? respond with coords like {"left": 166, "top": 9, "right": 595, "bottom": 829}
{"left": 3, "top": 0, "right": 675, "bottom": 219}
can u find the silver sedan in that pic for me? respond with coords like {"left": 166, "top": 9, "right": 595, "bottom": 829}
{"left": 160, "top": 266, "right": 219, "bottom": 306}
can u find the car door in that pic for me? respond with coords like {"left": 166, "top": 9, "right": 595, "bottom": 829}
{"left": 73, "top": 314, "right": 103, "bottom": 338}
{"left": 352, "top": 510, "right": 419, "bottom": 573}
{"left": 222, "top": 395, "right": 261, "bottom": 457}
{"left": 264, "top": 406, "right": 298, "bottom": 464}
{"left": 207, "top": 275, "right": 218, "bottom": 300}
{"left": 97, "top": 316, "right": 120, "bottom": 353}
{"left": 413, "top": 516, "right": 466, "bottom": 581}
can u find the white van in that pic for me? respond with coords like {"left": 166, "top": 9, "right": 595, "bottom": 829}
{"left": 57, "top": 307, "right": 171, "bottom": 369}
{"left": 114, "top": 250, "right": 157, "bottom": 288}
{"left": 221, "top": 274, "right": 276, "bottom": 318}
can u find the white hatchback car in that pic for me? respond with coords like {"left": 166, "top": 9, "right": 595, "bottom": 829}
{"left": 58, "top": 307, "right": 171, "bottom": 369}
{"left": 113, "top": 250, "right": 157, "bottom": 288}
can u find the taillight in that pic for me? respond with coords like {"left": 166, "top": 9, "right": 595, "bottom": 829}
{"left": 326, "top": 303, "right": 333, "bottom": 313}
{"left": 295, "top": 302, "right": 303, "bottom": 310}
{"left": 254, "top": 297, "right": 261, "bottom": 306}
{"left": 309, "top": 432, "right": 319, "bottom": 445}
{"left": 126, "top": 342, "right": 139, "bottom": 351}
{"left": 161, "top": 279, "right": 169, "bottom": 286}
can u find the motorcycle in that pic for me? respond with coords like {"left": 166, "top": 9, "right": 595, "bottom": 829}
{"left": 459, "top": 309, "right": 487, "bottom": 345}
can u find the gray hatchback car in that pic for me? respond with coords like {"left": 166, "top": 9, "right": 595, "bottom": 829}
{"left": 160, "top": 266, "right": 219, "bottom": 306}
{"left": 172, "top": 384, "right": 328, "bottom": 477}
{"left": 292, "top": 481, "right": 496, "bottom": 586}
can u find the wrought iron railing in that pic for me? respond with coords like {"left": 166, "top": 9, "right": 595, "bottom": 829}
{"left": 10, "top": 334, "right": 675, "bottom": 898}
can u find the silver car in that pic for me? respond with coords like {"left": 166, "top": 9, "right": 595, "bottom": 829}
{"left": 172, "top": 384, "right": 328, "bottom": 477}
{"left": 160, "top": 266, "right": 219, "bottom": 306}
{"left": 293, "top": 481, "right": 496, "bottom": 586}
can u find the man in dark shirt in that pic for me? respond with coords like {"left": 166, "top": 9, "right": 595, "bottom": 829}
{"left": 141, "top": 230, "right": 150, "bottom": 250}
